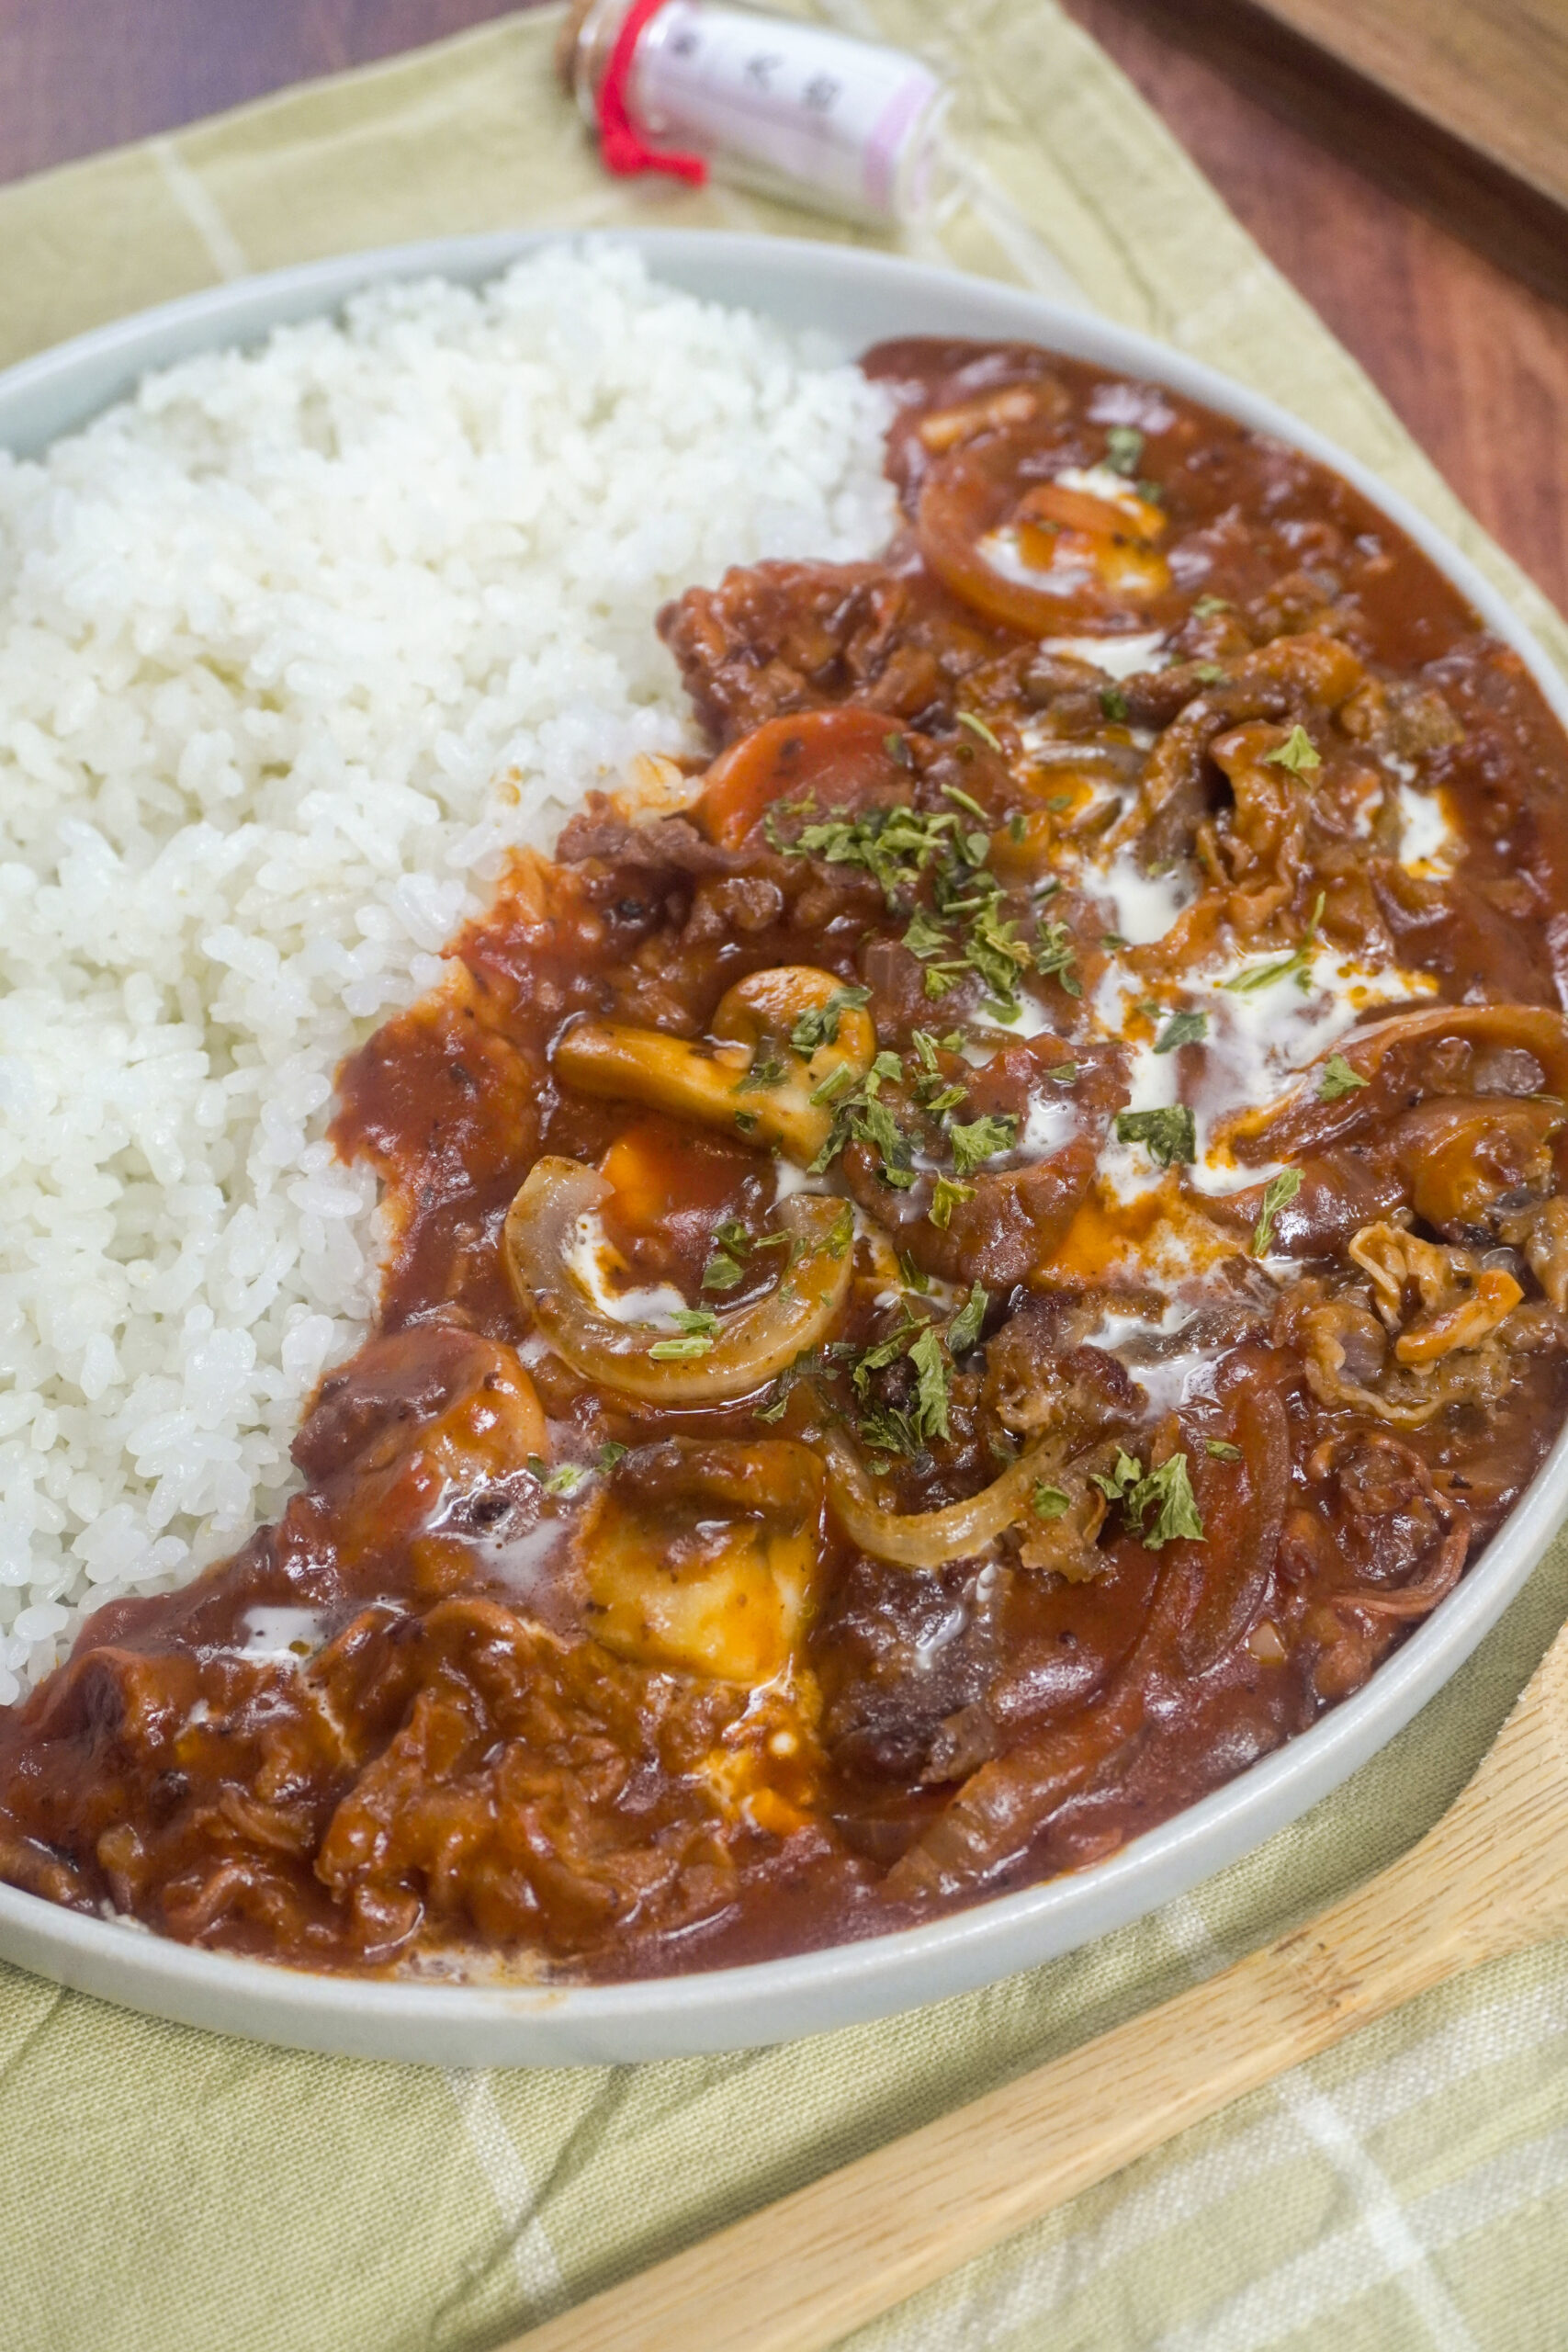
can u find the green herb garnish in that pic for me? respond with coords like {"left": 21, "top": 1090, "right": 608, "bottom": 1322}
{"left": 649, "top": 1306, "right": 719, "bottom": 1361}
{"left": 1264, "top": 724, "right": 1321, "bottom": 774}
{"left": 955, "top": 712, "right": 1002, "bottom": 752}
{"left": 810, "top": 1063, "right": 857, "bottom": 1105}
{"left": 1134, "top": 1453, "right": 1206, "bottom": 1547}
{"left": 1222, "top": 892, "right": 1324, "bottom": 996}
{"left": 773, "top": 799, "right": 970, "bottom": 912}
{"left": 1317, "top": 1053, "right": 1368, "bottom": 1102}
{"left": 1223, "top": 951, "right": 1306, "bottom": 994}
{"left": 754, "top": 1344, "right": 846, "bottom": 1424}
{"left": 856, "top": 1096, "right": 918, "bottom": 1189}
{"left": 1154, "top": 1010, "right": 1208, "bottom": 1054}
{"left": 942, "top": 780, "right": 991, "bottom": 824}
{"left": 948, "top": 1113, "right": 1019, "bottom": 1177}
{"left": 929, "top": 1175, "right": 975, "bottom": 1230}
{"left": 527, "top": 1456, "right": 588, "bottom": 1498}
{"left": 1034, "top": 918, "right": 1082, "bottom": 996}
{"left": 846, "top": 1310, "right": 952, "bottom": 1458}
{"left": 1105, "top": 424, "right": 1145, "bottom": 476}
{"left": 776, "top": 791, "right": 1057, "bottom": 1032}
{"left": 1114, "top": 1104, "right": 1197, "bottom": 1167}
{"left": 1093, "top": 1450, "right": 1143, "bottom": 1505}
{"left": 1092, "top": 1448, "right": 1205, "bottom": 1549}
{"left": 1253, "top": 1167, "right": 1303, "bottom": 1255}
{"left": 789, "top": 983, "right": 872, "bottom": 1056}
{"left": 947, "top": 1281, "right": 988, "bottom": 1355}
{"left": 908, "top": 1325, "right": 952, "bottom": 1443}
{"left": 810, "top": 1064, "right": 917, "bottom": 1189}
{"left": 964, "top": 906, "right": 1033, "bottom": 1006}
{"left": 852, "top": 1317, "right": 918, "bottom": 1394}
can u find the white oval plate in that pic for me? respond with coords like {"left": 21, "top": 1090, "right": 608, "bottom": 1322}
{"left": 2, "top": 231, "right": 1565, "bottom": 2066}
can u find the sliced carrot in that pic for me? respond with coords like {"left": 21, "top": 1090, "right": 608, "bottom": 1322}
{"left": 697, "top": 706, "right": 908, "bottom": 849}
{"left": 1016, "top": 480, "right": 1162, "bottom": 541}
{"left": 599, "top": 1119, "right": 751, "bottom": 1234}
{"left": 599, "top": 1122, "right": 695, "bottom": 1231}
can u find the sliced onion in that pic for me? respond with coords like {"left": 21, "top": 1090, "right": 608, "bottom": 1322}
{"left": 1325, "top": 1002, "right": 1568, "bottom": 1095}
{"left": 1329, "top": 1521, "right": 1468, "bottom": 1620}
{"left": 1176, "top": 1374, "right": 1286, "bottom": 1676}
{"left": 502, "top": 1157, "right": 852, "bottom": 1403}
{"left": 823, "top": 1434, "right": 1055, "bottom": 1570}
{"left": 1224, "top": 1001, "right": 1568, "bottom": 1163}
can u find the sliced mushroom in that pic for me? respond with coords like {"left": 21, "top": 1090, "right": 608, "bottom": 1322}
{"left": 576, "top": 1438, "right": 825, "bottom": 1683}
{"left": 553, "top": 966, "right": 875, "bottom": 1165}
{"left": 502, "top": 1156, "right": 852, "bottom": 1402}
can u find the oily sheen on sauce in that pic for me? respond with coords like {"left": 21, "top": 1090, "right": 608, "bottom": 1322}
{"left": 5, "top": 336, "right": 1568, "bottom": 1984}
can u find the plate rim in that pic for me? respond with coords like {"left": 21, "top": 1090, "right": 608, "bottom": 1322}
{"left": 2, "top": 225, "right": 1564, "bottom": 2065}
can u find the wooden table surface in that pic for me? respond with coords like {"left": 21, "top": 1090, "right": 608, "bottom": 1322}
{"left": 1, "top": 0, "right": 1565, "bottom": 616}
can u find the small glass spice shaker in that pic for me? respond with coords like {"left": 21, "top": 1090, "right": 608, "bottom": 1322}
{"left": 558, "top": 0, "right": 953, "bottom": 230}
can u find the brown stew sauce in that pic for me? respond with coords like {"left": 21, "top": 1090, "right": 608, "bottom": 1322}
{"left": 5, "top": 341, "right": 1568, "bottom": 1981}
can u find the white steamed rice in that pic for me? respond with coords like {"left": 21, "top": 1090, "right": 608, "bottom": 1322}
{"left": 0, "top": 243, "right": 897, "bottom": 1699}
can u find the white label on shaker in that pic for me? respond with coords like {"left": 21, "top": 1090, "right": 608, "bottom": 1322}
{"left": 632, "top": 4, "right": 940, "bottom": 218}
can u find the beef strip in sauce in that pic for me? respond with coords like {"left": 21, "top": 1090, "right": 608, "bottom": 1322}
{"left": 5, "top": 342, "right": 1568, "bottom": 1981}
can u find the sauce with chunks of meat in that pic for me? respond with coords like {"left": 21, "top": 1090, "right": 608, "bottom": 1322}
{"left": 6, "top": 339, "right": 1568, "bottom": 1982}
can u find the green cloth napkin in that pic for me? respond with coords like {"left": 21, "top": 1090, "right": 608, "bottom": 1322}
{"left": 3, "top": 7, "right": 1567, "bottom": 2347}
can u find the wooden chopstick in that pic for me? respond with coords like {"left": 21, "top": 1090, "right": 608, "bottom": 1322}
{"left": 499, "top": 1623, "right": 1568, "bottom": 2352}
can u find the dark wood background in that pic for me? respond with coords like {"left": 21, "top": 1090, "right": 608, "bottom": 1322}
{"left": 1, "top": 0, "right": 1564, "bottom": 616}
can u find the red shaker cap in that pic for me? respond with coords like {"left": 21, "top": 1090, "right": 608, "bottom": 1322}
{"left": 598, "top": 0, "right": 709, "bottom": 186}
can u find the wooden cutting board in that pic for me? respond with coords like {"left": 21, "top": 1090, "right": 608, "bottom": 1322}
{"left": 1245, "top": 0, "right": 1568, "bottom": 218}
{"left": 1106, "top": 0, "right": 1568, "bottom": 309}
